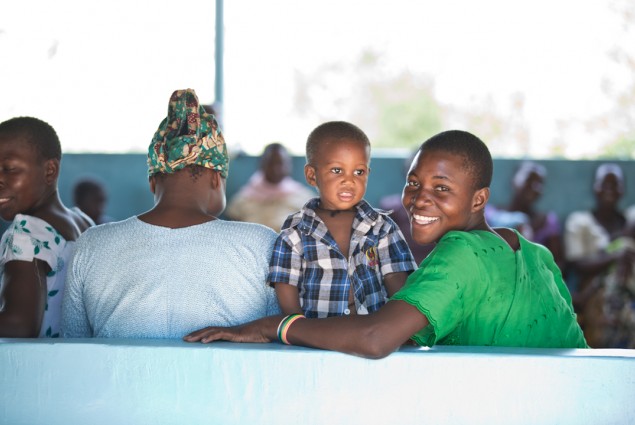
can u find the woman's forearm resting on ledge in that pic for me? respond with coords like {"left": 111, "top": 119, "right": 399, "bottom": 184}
{"left": 184, "top": 300, "right": 429, "bottom": 359}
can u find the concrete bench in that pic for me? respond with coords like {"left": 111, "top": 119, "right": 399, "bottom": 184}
{"left": 1, "top": 339, "right": 634, "bottom": 425}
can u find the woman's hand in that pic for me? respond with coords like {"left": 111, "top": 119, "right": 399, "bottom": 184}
{"left": 183, "top": 315, "right": 283, "bottom": 344}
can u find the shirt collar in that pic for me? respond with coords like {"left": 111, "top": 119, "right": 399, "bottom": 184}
{"left": 294, "top": 198, "right": 381, "bottom": 235}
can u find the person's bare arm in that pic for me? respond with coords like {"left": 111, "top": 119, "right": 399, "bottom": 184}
{"left": 0, "top": 260, "right": 49, "bottom": 337}
{"left": 274, "top": 283, "right": 303, "bottom": 315}
{"left": 184, "top": 300, "right": 429, "bottom": 359}
{"left": 382, "top": 271, "right": 409, "bottom": 297}
{"left": 570, "top": 252, "right": 616, "bottom": 276}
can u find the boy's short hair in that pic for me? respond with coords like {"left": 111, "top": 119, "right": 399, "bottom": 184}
{"left": 0, "top": 116, "right": 62, "bottom": 161}
{"left": 306, "top": 121, "right": 370, "bottom": 165}
{"left": 419, "top": 130, "right": 492, "bottom": 189}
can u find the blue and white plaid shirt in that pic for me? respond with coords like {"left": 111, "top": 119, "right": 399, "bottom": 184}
{"left": 268, "top": 198, "right": 418, "bottom": 318}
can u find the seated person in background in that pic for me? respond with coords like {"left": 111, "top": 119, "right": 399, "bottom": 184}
{"left": 486, "top": 161, "right": 564, "bottom": 269}
{"left": 564, "top": 163, "right": 635, "bottom": 348}
{"left": 225, "top": 143, "right": 313, "bottom": 232}
{"left": 379, "top": 151, "right": 434, "bottom": 264}
{"left": 72, "top": 178, "right": 113, "bottom": 225}
{"left": 185, "top": 130, "right": 588, "bottom": 358}
{"left": 61, "top": 89, "right": 280, "bottom": 338}
{"left": 627, "top": 204, "right": 635, "bottom": 230}
{"left": 0, "top": 117, "right": 92, "bottom": 338}
{"left": 269, "top": 121, "right": 418, "bottom": 318}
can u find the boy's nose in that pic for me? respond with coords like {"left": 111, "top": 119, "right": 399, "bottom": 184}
{"left": 340, "top": 173, "right": 355, "bottom": 183}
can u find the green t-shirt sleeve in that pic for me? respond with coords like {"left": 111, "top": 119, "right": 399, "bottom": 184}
{"left": 391, "top": 232, "right": 483, "bottom": 346}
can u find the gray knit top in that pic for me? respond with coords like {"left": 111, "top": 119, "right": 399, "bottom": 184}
{"left": 61, "top": 217, "right": 280, "bottom": 338}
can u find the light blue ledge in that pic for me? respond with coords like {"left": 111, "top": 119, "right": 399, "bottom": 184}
{"left": 1, "top": 339, "right": 634, "bottom": 425}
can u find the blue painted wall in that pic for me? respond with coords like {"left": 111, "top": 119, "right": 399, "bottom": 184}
{"left": 0, "top": 151, "right": 625, "bottom": 233}
{"left": 51, "top": 153, "right": 635, "bottom": 224}
{"left": 1, "top": 339, "right": 635, "bottom": 425}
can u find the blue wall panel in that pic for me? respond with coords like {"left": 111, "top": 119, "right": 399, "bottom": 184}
{"left": 53, "top": 154, "right": 635, "bottom": 224}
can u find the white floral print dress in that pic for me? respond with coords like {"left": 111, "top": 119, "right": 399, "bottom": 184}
{"left": 0, "top": 214, "right": 74, "bottom": 337}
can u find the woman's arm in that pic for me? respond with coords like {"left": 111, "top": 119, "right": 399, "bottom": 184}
{"left": 0, "top": 260, "right": 49, "bottom": 337}
{"left": 569, "top": 250, "right": 624, "bottom": 277}
{"left": 184, "top": 300, "right": 429, "bottom": 359}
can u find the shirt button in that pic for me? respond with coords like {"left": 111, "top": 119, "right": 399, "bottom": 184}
{"left": 344, "top": 309, "right": 351, "bottom": 315}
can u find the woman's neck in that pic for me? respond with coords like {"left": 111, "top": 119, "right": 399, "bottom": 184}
{"left": 27, "top": 189, "right": 64, "bottom": 219}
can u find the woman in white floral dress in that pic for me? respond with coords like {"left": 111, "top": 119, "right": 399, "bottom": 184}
{"left": 0, "top": 117, "right": 92, "bottom": 337}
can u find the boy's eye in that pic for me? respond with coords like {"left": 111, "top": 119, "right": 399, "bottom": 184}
{"left": 406, "top": 180, "right": 419, "bottom": 188}
{"left": 354, "top": 169, "right": 366, "bottom": 176}
{"left": 434, "top": 185, "right": 449, "bottom": 192}
{"left": 330, "top": 167, "right": 342, "bottom": 174}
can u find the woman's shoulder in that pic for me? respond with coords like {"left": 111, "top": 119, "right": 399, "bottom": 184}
{"left": 436, "top": 229, "right": 517, "bottom": 256}
{"left": 218, "top": 220, "right": 278, "bottom": 241}
{"left": 75, "top": 217, "right": 137, "bottom": 242}
{"left": 565, "top": 210, "right": 594, "bottom": 226}
{"left": 1, "top": 214, "right": 70, "bottom": 264}
{"left": 69, "top": 207, "right": 95, "bottom": 231}
{"left": 438, "top": 229, "right": 494, "bottom": 245}
{"left": 4, "top": 214, "right": 61, "bottom": 241}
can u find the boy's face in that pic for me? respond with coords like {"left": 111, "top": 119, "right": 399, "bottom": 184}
{"left": 401, "top": 150, "right": 488, "bottom": 245}
{"left": 304, "top": 138, "right": 369, "bottom": 211}
{"left": 0, "top": 134, "right": 54, "bottom": 221}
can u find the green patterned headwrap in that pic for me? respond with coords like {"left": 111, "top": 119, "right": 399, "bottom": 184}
{"left": 148, "top": 89, "right": 228, "bottom": 178}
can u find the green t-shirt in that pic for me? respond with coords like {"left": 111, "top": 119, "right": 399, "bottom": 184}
{"left": 391, "top": 230, "right": 588, "bottom": 348}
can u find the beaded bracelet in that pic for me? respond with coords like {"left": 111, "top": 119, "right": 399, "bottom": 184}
{"left": 276, "top": 314, "right": 306, "bottom": 345}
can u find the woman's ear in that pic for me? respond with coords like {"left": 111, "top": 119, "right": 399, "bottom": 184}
{"left": 149, "top": 176, "right": 156, "bottom": 194}
{"left": 304, "top": 164, "right": 317, "bottom": 188}
{"left": 44, "top": 159, "right": 60, "bottom": 185}
{"left": 471, "top": 187, "right": 490, "bottom": 212}
{"left": 209, "top": 169, "right": 222, "bottom": 189}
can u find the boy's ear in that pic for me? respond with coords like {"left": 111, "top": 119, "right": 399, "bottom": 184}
{"left": 44, "top": 159, "right": 60, "bottom": 185}
{"left": 471, "top": 187, "right": 490, "bottom": 212}
{"left": 304, "top": 164, "right": 317, "bottom": 187}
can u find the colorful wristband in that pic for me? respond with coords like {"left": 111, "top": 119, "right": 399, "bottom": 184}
{"left": 276, "top": 314, "right": 305, "bottom": 345}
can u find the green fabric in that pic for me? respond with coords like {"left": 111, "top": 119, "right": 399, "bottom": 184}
{"left": 148, "top": 89, "right": 228, "bottom": 178}
{"left": 392, "top": 230, "right": 588, "bottom": 348}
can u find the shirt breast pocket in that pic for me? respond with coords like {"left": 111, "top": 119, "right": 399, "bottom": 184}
{"left": 353, "top": 242, "right": 382, "bottom": 287}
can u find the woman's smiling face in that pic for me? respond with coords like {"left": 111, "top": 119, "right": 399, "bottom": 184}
{"left": 401, "top": 149, "right": 489, "bottom": 245}
{"left": 0, "top": 135, "right": 52, "bottom": 221}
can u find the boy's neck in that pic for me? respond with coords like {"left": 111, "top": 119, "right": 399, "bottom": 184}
{"left": 316, "top": 205, "right": 356, "bottom": 218}
{"left": 314, "top": 206, "right": 356, "bottom": 258}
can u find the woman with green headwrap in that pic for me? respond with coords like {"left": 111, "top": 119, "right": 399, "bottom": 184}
{"left": 61, "top": 89, "right": 281, "bottom": 338}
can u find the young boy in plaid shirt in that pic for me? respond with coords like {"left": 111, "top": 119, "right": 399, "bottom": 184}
{"left": 268, "top": 121, "right": 418, "bottom": 318}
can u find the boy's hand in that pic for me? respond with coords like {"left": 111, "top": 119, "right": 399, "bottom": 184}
{"left": 183, "top": 315, "right": 282, "bottom": 344}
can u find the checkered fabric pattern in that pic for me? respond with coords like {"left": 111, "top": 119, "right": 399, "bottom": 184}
{"left": 268, "top": 198, "right": 417, "bottom": 318}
